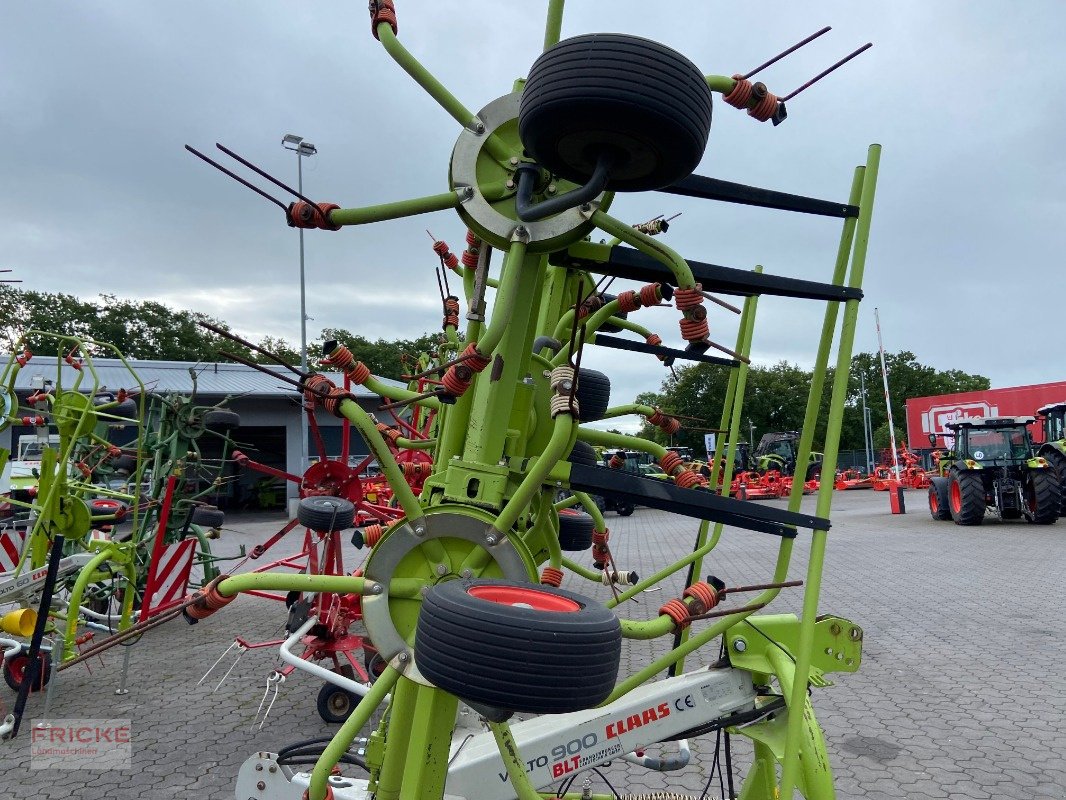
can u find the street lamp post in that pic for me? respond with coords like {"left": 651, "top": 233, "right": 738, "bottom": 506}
{"left": 282, "top": 134, "right": 317, "bottom": 482}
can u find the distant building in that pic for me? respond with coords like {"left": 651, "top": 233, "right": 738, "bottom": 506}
{"left": 5, "top": 357, "right": 403, "bottom": 506}
{"left": 905, "top": 381, "right": 1066, "bottom": 449}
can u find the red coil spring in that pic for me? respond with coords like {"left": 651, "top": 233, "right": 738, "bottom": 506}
{"left": 376, "top": 422, "right": 402, "bottom": 445}
{"left": 443, "top": 297, "right": 461, "bottom": 329}
{"left": 592, "top": 530, "right": 609, "bottom": 545}
{"left": 369, "top": 0, "right": 397, "bottom": 40}
{"left": 683, "top": 581, "right": 721, "bottom": 614}
{"left": 660, "top": 416, "right": 681, "bottom": 435}
{"left": 679, "top": 316, "right": 709, "bottom": 341}
{"left": 461, "top": 248, "right": 479, "bottom": 268}
{"left": 616, "top": 290, "right": 641, "bottom": 313}
{"left": 675, "top": 470, "right": 704, "bottom": 490}
{"left": 748, "top": 87, "right": 778, "bottom": 122}
{"left": 15, "top": 349, "right": 31, "bottom": 367}
{"left": 22, "top": 415, "right": 45, "bottom": 426}
{"left": 401, "top": 462, "right": 428, "bottom": 477}
{"left": 466, "top": 230, "right": 480, "bottom": 247}
{"left": 441, "top": 364, "right": 473, "bottom": 396}
{"left": 186, "top": 579, "right": 236, "bottom": 620}
{"left": 724, "top": 74, "right": 754, "bottom": 109}
{"left": 540, "top": 566, "right": 564, "bottom": 587}
{"left": 316, "top": 202, "right": 341, "bottom": 230}
{"left": 364, "top": 524, "right": 384, "bottom": 548}
{"left": 674, "top": 286, "right": 703, "bottom": 311}
{"left": 645, "top": 333, "right": 662, "bottom": 349}
{"left": 432, "top": 240, "right": 459, "bottom": 269}
{"left": 325, "top": 345, "right": 372, "bottom": 384}
{"left": 462, "top": 342, "right": 492, "bottom": 372}
{"left": 658, "top": 598, "right": 691, "bottom": 629}
{"left": 647, "top": 408, "right": 666, "bottom": 426}
{"left": 639, "top": 283, "right": 661, "bottom": 308}
{"left": 608, "top": 453, "right": 625, "bottom": 470}
{"left": 303, "top": 374, "right": 332, "bottom": 404}
{"left": 675, "top": 287, "right": 708, "bottom": 342}
{"left": 659, "top": 451, "right": 684, "bottom": 475}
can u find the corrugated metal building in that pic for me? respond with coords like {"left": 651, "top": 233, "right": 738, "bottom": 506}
{"left": 5, "top": 357, "right": 403, "bottom": 506}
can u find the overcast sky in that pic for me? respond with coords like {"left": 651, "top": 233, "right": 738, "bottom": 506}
{"left": 4, "top": 1, "right": 1065, "bottom": 431}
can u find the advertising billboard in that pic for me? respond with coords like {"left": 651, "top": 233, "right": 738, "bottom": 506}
{"left": 905, "top": 381, "right": 1066, "bottom": 448}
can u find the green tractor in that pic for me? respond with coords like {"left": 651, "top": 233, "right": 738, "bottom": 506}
{"left": 927, "top": 416, "right": 1061, "bottom": 525}
{"left": 753, "top": 431, "right": 823, "bottom": 480}
{"left": 1036, "top": 401, "right": 1066, "bottom": 513}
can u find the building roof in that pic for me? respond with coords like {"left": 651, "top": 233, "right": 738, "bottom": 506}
{"left": 8, "top": 357, "right": 403, "bottom": 399}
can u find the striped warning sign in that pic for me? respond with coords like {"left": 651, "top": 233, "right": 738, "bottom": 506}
{"left": 0, "top": 528, "right": 26, "bottom": 573}
{"left": 143, "top": 538, "right": 196, "bottom": 617}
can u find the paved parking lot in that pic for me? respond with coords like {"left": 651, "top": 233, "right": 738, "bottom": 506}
{"left": 1, "top": 489, "right": 1064, "bottom": 799}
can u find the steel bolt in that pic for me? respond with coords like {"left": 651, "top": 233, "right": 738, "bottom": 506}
{"left": 461, "top": 569, "right": 472, "bottom": 578}
{"left": 268, "top": 765, "right": 276, "bottom": 773}
{"left": 547, "top": 183, "right": 557, "bottom": 194}
{"left": 370, "top": 583, "right": 383, "bottom": 595}
{"left": 436, "top": 564, "right": 448, "bottom": 576}
{"left": 733, "top": 638, "right": 747, "bottom": 653}
{"left": 257, "top": 781, "right": 266, "bottom": 791}
{"left": 486, "top": 534, "right": 498, "bottom": 546}
{"left": 830, "top": 622, "right": 841, "bottom": 636}
{"left": 509, "top": 156, "right": 520, "bottom": 165}
{"left": 506, "top": 179, "right": 515, "bottom": 189}
{"left": 255, "top": 765, "right": 263, "bottom": 772}
{"left": 398, "top": 652, "right": 409, "bottom": 662}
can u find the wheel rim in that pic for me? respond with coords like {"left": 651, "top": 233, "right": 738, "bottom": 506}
{"left": 328, "top": 691, "right": 351, "bottom": 716}
{"left": 9, "top": 655, "right": 27, "bottom": 684}
{"left": 467, "top": 585, "right": 581, "bottom": 612}
{"left": 928, "top": 491, "right": 938, "bottom": 514}
{"left": 950, "top": 481, "right": 962, "bottom": 513}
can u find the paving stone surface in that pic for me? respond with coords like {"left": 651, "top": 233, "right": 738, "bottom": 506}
{"left": 1, "top": 490, "right": 1063, "bottom": 799}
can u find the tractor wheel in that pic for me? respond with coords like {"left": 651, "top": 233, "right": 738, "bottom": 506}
{"left": 566, "top": 440, "right": 598, "bottom": 467}
{"left": 1041, "top": 448, "right": 1066, "bottom": 514}
{"left": 190, "top": 505, "right": 225, "bottom": 529}
{"left": 297, "top": 496, "right": 356, "bottom": 532}
{"left": 519, "top": 34, "right": 713, "bottom": 192}
{"left": 3, "top": 651, "right": 51, "bottom": 692}
{"left": 558, "top": 509, "right": 594, "bottom": 551}
{"left": 575, "top": 368, "right": 611, "bottom": 423}
{"left": 927, "top": 478, "right": 952, "bottom": 521}
{"left": 415, "top": 579, "right": 621, "bottom": 714}
{"left": 1025, "top": 470, "right": 1061, "bottom": 525}
{"left": 203, "top": 409, "right": 240, "bottom": 433}
{"left": 805, "top": 460, "right": 823, "bottom": 482}
{"left": 948, "top": 471, "right": 985, "bottom": 526}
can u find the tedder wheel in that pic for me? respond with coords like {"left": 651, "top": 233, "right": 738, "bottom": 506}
{"left": 112, "top": 454, "right": 137, "bottom": 474}
{"left": 575, "top": 368, "right": 611, "bottom": 423}
{"left": 566, "top": 440, "right": 598, "bottom": 467}
{"left": 948, "top": 470, "right": 985, "bottom": 526}
{"left": 558, "top": 509, "right": 595, "bottom": 551}
{"left": 927, "top": 478, "right": 952, "bottom": 521}
{"left": 203, "top": 409, "right": 241, "bottom": 433}
{"left": 190, "top": 505, "right": 225, "bottom": 529}
{"left": 90, "top": 498, "right": 129, "bottom": 522}
{"left": 519, "top": 33, "right": 713, "bottom": 192}
{"left": 1041, "top": 448, "right": 1066, "bottom": 514}
{"left": 316, "top": 681, "right": 358, "bottom": 724}
{"left": 415, "top": 579, "right": 621, "bottom": 714}
{"left": 1025, "top": 470, "right": 1061, "bottom": 525}
{"left": 615, "top": 502, "right": 635, "bottom": 517}
{"left": 297, "top": 496, "right": 356, "bottom": 533}
{"left": 3, "top": 652, "right": 52, "bottom": 692}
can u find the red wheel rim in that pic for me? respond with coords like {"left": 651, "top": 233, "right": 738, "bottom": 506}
{"left": 8, "top": 655, "right": 28, "bottom": 684}
{"left": 93, "top": 500, "right": 121, "bottom": 511}
{"left": 950, "top": 481, "right": 961, "bottom": 513}
{"left": 928, "top": 491, "right": 938, "bottom": 514}
{"left": 467, "top": 585, "right": 581, "bottom": 612}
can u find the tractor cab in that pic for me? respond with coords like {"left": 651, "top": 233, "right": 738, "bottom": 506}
{"left": 946, "top": 416, "right": 1036, "bottom": 465}
{"left": 1038, "top": 402, "right": 1066, "bottom": 445}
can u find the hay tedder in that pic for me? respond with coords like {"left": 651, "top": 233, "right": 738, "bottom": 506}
{"left": 176, "top": 3, "right": 882, "bottom": 798}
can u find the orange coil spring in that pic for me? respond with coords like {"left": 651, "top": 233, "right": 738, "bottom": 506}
{"left": 639, "top": 283, "right": 662, "bottom": 308}
{"left": 540, "top": 566, "right": 564, "bottom": 587}
{"left": 675, "top": 286, "right": 709, "bottom": 342}
{"left": 466, "top": 230, "right": 481, "bottom": 247}
{"left": 432, "top": 240, "right": 459, "bottom": 269}
{"left": 615, "top": 290, "right": 641, "bottom": 313}
{"left": 15, "top": 349, "right": 31, "bottom": 367}
{"left": 608, "top": 453, "right": 625, "bottom": 469}
{"left": 683, "top": 581, "right": 721, "bottom": 614}
{"left": 441, "top": 364, "right": 473, "bottom": 396}
{"left": 660, "top": 416, "right": 681, "bottom": 435}
{"left": 316, "top": 202, "right": 340, "bottom": 231}
{"left": 304, "top": 375, "right": 349, "bottom": 415}
{"left": 674, "top": 285, "right": 703, "bottom": 311}
{"left": 658, "top": 598, "right": 691, "bottom": 629}
{"left": 401, "top": 462, "right": 428, "bottom": 477}
{"left": 75, "top": 632, "right": 94, "bottom": 646}
{"left": 376, "top": 422, "right": 402, "bottom": 445}
{"left": 659, "top": 451, "right": 684, "bottom": 475}
{"left": 679, "top": 316, "right": 709, "bottom": 341}
{"left": 592, "top": 530, "right": 609, "bottom": 545}
{"left": 369, "top": 0, "right": 397, "bottom": 40}
{"left": 443, "top": 296, "right": 461, "bottom": 329}
{"left": 186, "top": 580, "right": 236, "bottom": 620}
{"left": 647, "top": 408, "right": 666, "bottom": 426}
{"left": 364, "top": 524, "right": 384, "bottom": 548}
{"left": 645, "top": 333, "right": 663, "bottom": 348}
{"left": 325, "top": 346, "right": 372, "bottom": 385}
{"left": 462, "top": 342, "right": 492, "bottom": 372}
{"left": 748, "top": 88, "right": 778, "bottom": 122}
{"left": 461, "top": 248, "right": 479, "bottom": 268}
{"left": 302, "top": 787, "right": 335, "bottom": 800}
{"left": 22, "top": 415, "right": 45, "bottom": 426}
{"left": 675, "top": 470, "right": 705, "bottom": 489}
{"left": 724, "top": 74, "right": 754, "bottom": 108}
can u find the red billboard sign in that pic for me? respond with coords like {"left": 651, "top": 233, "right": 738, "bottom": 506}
{"left": 905, "top": 381, "right": 1066, "bottom": 448}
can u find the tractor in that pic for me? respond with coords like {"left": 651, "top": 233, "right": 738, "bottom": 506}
{"left": 753, "top": 431, "right": 823, "bottom": 482}
{"left": 1036, "top": 401, "right": 1066, "bottom": 513}
{"left": 927, "top": 416, "right": 1061, "bottom": 525}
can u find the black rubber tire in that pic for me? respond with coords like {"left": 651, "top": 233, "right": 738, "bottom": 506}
{"left": 1025, "top": 469, "right": 1061, "bottom": 525}
{"left": 316, "top": 680, "right": 358, "bottom": 724}
{"left": 615, "top": 502, "right": 635, "bottom": 517}
{"left": 928, "top": 478, "right": 952, "bottom": 521}
{"left": 949, "top": 470, "right": 985, "bottom": 526}
{"left": 575, "top": 368, "right": 611, "bottom": 423}
{"left": 203, "top": 409, "right": 240, "bottom": 432}
{"left": 3, "top": 652, "right": 51, "bottom": 692}
{"left": 558, "top": 509, "right": 594, "bottom": 551}
{"left": 415, "top": 579, "right": 621, "bottom": 714}
{"left": 567, "top": 440, "right": 598, "bottom": 467}
{"left": 598, "top": 293, "right": 629, "bottom": 334}
{"left": 1040, "top": 448, "right": 1066, "bottom": 514}
{"left": 90, "top": 498, "right": 129, "bottom": 524}
{"left": 298, "top": 496, "right": 356, "bottom": 532}
{"left": 190, "top": 505, "right": 225, "bottom": 529}
{"left": 519, "top": 33, "right": 713, "bottom": 192}
{"left": 805, "top": 460, "right": 823, "bottom": 482}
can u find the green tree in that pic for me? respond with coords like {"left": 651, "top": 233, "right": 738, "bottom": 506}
{"left": 872, "top": 422, "right": 906, "bottom": 451}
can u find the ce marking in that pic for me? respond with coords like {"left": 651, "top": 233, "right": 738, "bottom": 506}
{"left": 673, "top": 694, "right": 696, "bottom": 712}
